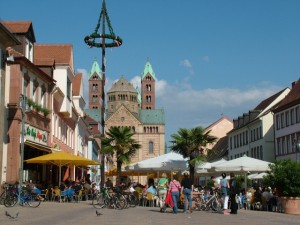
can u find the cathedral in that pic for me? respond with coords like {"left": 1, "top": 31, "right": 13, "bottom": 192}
{"left": 87, "top": 60, "right": 165, "bottom": 170}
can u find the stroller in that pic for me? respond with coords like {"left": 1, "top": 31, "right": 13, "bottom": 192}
{"left": 160, "top": 191, "right": 174, "bottom": 213}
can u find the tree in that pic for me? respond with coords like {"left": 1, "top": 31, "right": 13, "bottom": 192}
{"left": 101, "top": 126, "right": 141, "bottom": 186}
{"left": 170, "top": 127, "right": 217, "bottom": 182}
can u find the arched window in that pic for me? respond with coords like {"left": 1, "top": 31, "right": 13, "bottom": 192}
{"left": 149, "top": 141, "right": 154, "bottom": 154}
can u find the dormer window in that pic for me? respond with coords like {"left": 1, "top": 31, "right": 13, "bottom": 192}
{"left": 25, "top": 39, "right": 33, "bottom": 62}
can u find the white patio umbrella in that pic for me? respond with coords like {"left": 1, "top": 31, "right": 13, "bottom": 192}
{"left": 208, "top": 155, "right": 272, "bottom": 173}
{"left": 196, "top": 158, "right": 228, "bottom": 174}
{"left": 248, "top": 172, "right": 268, "bottom": 180}
{"left": 208, "top": 155, "right": 272, "bottom": 190}
{"left": 127, "top": 152, "right": 188, "bottom": 173}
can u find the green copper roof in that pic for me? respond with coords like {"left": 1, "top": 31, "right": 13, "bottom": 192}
{"left": 85, "top": 109, "right": 102, "bottom": 122}
{"left": 139, "top": 109, "right": 164, "bottom": 124}
{"left": 142, "top": 61, "right": 156, "bottom": 80}
{"left": 89, "top": 59, "right": 102, "bottom": 79}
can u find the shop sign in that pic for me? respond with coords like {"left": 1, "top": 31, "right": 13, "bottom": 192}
{"left": 25, "top": 125, "right": 47, "bottom": 145}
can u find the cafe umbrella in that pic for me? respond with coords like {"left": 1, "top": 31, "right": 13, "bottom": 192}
{"left": 25, "top": 150, "right": 100, "bottom": 185}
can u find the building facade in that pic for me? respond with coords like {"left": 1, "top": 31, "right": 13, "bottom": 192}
{"left": 227, "top": 88, "right": 290, "bottom": 162}
{"left": 87, "top": 60, "right": 165, "bottom": 172}
{"left": 1, "top": 21, "right": 96, "bottom": 186}
{"left": 273, "top": 79, "right": 300, "bottom": 162}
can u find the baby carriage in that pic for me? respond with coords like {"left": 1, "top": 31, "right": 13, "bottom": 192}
{"left": 160, "top": 191, "right": 174, "bottom": 213}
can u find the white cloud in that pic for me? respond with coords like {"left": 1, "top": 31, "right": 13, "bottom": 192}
{"left": 155, "top": 80, "right": 283, "bottom": 144}
{"left": 180, "top": 59, "right": 194, "bottom": 75}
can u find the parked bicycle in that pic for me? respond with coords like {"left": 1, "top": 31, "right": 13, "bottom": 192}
{"left": 4, "top": 186, "right": 41, "bottom": 208}
{"left": 92, "top": 187, "right": 126, "bottom": 210}
{"left": 0, "top": 182, "right": 16, "bottom": 205}
{"left": 192, "top": 190, "right": 223, "bottom": 212}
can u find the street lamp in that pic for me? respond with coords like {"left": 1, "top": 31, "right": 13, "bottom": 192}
{"left": 19, "top": 94, "right": 30, "bottom": 188}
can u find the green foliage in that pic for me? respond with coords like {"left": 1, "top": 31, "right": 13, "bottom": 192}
{"left": 41, "top": 108, "right": 51, "bottom": 117}
{"left": 263, "top": 159, "right": 300, "bottom": 197}
{"left": 35, "top": 104, "right": 42, "bottom": 112}
{"left": 235, "top": 175, "right": 251, "bottom": 191}
{"left": 101, "top": 127, "right": 141, "bottom": 186}
{"left": 26, "top": 98, "right": 34, "bottom": 107}
{"left": 170, "top": 127, "right": 218, "bottom": 181}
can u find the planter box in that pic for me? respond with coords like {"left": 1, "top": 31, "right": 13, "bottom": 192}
{"left": 280, "top": 197, "right": 300, "bottom": 214}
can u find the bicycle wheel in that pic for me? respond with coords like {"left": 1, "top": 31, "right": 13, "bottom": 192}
{"left": 192, "top": 197, "right": 203, "bottom": 211}
{"left": 0, "top": 192, "right": 6, "bottom": 205}
{"left": 113, "top": 194, "right": 126, "bottom": 210}
{"left": 27, "top": 194, "right": 41, "bottom": 208}
{"left": 212, "top": 197, "right": 223, "bottom": 212}
{"left": 128, "top": 194, "right": 138, "bottom": 207}
{"left": 92, "top": 193, "right": 105, "bottom": 209}
{"left": 4, "top": 194, "right": 18, "bottom": 207}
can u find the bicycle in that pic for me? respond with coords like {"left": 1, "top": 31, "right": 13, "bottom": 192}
{"left": 0, "top": 183, "right": 16, "bottom": 205}
{"left": 4, "top": 186, "right": 41, "bottom": 208}
{"left": 192, "top": 190, "right": 223, "bottom": 212}
{"left": 92, "top": 187, "right": 126, "bottom": 210}
{"left": 122, "top": 191, "right": 139, "bottom": 208}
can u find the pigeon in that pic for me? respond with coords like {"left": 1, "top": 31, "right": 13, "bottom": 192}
{"left": 5, "top": 211, "right": 19, "bottom": 219}
{"left": 96, "top": 210, "right": 102, "bottom": 216}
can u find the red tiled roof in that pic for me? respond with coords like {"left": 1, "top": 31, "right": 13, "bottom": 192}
{"left": 254, "top": 88, "right": 287, "bottom": 111}
{"left": 275, "top": 79, "right": 300, "bottom": 110}
{"left": 1, "top": 21, "right": 32, "bottom": 33}
{"left": 73, "top": 73, "right": 82, "bottom": 96}
{"left": 34, "top": 44, "right": 73, "bottom": 70}
{"left": 34, "top": 58, "right": 55, "bottom": 66}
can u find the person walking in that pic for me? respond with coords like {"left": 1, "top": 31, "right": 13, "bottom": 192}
{"left": 157, "top": 173, "right": 169, "bottom": 210}
{"left": 219, "top": 172, "right": 230, "bottom": 215}
{"left": 168, "top": 175, "right": 181, "bottom": 214}
{"left": 229, "top": 172, "right": 238, "bottom": 214}
{"left": 181, "top": 172, "right": 194, "bottom": 213}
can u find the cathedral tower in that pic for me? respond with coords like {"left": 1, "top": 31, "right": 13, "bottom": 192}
{"left": 141, "top": 61, "right": 156, "bottom": 110}
{"left": 88, "top": 59, "right": 103, "bottom": 109}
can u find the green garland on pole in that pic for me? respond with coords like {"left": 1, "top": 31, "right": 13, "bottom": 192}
{"left": 84, "top": 33, "right": 122, "bottom": 48}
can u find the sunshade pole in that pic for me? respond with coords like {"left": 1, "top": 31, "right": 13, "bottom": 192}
{"left": 59, "top": 165, "right": 61, "bottom": 186}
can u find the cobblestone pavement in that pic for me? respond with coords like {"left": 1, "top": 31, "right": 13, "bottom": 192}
{"left": 0, "top": 201, "right": 300, "bottom": 225}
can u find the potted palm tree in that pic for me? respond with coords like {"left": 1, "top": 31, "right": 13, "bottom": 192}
{"left": 263, "top": 159, "right": 300, "bottom": 214}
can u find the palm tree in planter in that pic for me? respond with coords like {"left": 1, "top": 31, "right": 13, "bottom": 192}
{"left": 263, "top": 159, "right": 300, "bottom": 214}
{"left": 170, "top": 127, "right": 217, "bottom": 182}
{"left": 101, "top": 126, "right": 141, "bottom": 186}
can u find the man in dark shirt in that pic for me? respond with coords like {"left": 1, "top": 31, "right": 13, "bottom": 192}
{"left": 181, "top": 172, "right": 194, "bottom": 213}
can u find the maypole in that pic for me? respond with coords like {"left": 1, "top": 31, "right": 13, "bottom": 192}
{"left": 84, "top": 0, "right": 122, "bottom": 187}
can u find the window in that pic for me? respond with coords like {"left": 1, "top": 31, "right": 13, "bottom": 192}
{"left": 280, "top": 113, "right": 285, "bottom": 128}
{"left": 92, "top": 84, "right": 98, "bottom": 91}
{"left": 67, "top": 78, "right": 71, "bottom": 99}
{"left": 286, "top": 111, "right": 290, "bottom": 127}
{"left": 92, "top": 95, "right": 98, "bottom": 102}
{"left": 148, "top": 141, "right": 154, "bottom": 154}
{"left": 33, "top": 83, "right": 38, "bottom": 102}
{"left": 41, "top": 86, "right": 46, "bottom": 108}
{"left": 276, "top": 114, "right": 280, "bottom": 130}
{"left": 291, "top": 108, "right": 295, "bottom": 125}
{"left": 296, "top": 106, "right": 300, "bottom": 123}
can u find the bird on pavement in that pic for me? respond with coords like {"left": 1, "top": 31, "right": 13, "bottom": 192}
{"left": 5, "top": 211, "right": 19, "bottom": 219}
{"left": 96, "top": 210, "right": 102, "bottom": 216}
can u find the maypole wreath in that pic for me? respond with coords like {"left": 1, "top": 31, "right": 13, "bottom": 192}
{"left": 84, "top": 1, "right": 123, "bottom": 48}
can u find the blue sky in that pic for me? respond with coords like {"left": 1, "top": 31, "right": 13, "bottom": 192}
{"left": 1, "top": 0, "right": 300, "bottom": 146}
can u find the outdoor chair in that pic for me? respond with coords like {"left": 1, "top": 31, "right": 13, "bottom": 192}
{"left": 143, "top": 192, "right": 154, "bottom": 207}
{"left": 73, "top": 189, "right": 83, "bottom": 202}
